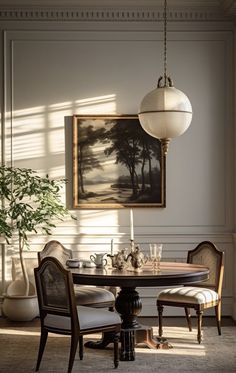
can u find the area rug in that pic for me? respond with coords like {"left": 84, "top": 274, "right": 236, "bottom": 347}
{"left": 0, "top": 325, "right": 235, "bottom": 373}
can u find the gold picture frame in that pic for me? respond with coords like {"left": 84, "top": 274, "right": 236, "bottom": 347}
{"left": 72, "top": 114, "right": 166, "bottom": 208}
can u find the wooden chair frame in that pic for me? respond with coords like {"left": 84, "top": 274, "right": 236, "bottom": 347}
{"left": 38, "top": 240, "right": 116, "bottom": 310}
{"left": 34, "top": 256, "right": 120, "bottom": 373}
{"left": 38, "top": 240, "right": 72, "bottom": 263}
{"left": 157, "top": 241, "right": 224, "bottom": 343}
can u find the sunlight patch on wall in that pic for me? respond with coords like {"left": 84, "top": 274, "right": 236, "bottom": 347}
{"left": 42, "top": 165, "right": 66, "bottom": 179}
{"left": 5, "top": 94, "right": 119, "bottom": 230}
{"left": 74, "top": 210, "right": 121, "bottom": 238}
{"left": 48, "top": 128, "right": 65, "bottom": 153}
{"left": 48, "top": 101, "right": 73, "bottom": 129}
{"left": 6, "top": 94, "right": 117, "bottom": 164}
{"left": 75, "top": 94, "right": 116, "bottom": 114}
{"left": 11, "top": 133, "right": 45, "bottom": 160}
{"left": 78, "top": 210, "right": 120, "bottom": 225}
{"left": 7, "top": 106, "right": 46, "bottom": 134}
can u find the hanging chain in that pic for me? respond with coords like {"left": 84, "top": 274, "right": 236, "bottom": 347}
{"left": 157, "top": 0, "right": 173, "bottom": 88}
{"left": 164, "top": 0, "right": 167, "bottom": 86}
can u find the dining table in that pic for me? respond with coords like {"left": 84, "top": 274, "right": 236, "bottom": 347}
{"left": 71, "top": 261, "right": 209, "bottom": 361}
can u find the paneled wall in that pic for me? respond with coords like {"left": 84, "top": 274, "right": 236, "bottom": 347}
{"left": 0, "top": 6, "right": 234, "bottom": 316}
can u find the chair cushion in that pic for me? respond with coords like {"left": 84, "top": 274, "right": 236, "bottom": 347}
{"left": 44, "top": 306, "right": 121, "bottom": 332}
{"left": 74, "top": 286, "right": 115, "bottom": 307}
{"left": 44, "top": 314, "right": 71, "bottom": 331}
{"left": 157, "top": 286, "right": 219, "bottom": 305}
{"left": 78, "top": 305, "right": 121, "bottom": 331}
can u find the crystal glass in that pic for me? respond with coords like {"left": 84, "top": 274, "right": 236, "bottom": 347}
{"left": 149, "top": 244, "right": 163, "bottom": 272}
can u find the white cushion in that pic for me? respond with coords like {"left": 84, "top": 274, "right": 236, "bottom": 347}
{"left": 74, "top": 286, "right": 115, "bottom": 306}
{"left": 78, "top": 306, "right": 121, "bottom": 330}
{"left": 44, "top": 314, "right": 71, "bottom": 331}
{"left": 157, "top": 286, "right": 218, "bottom": 305}
{"left": 44, "top": 306, "right": 121, "bottom": 332}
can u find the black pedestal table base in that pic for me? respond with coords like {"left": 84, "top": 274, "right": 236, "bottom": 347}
{"left": 84, "top": 286, "right": 171, "bottom": 361}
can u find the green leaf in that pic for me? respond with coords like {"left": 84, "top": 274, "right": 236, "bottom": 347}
{"left": 0, "top": 165, "right": 75, "bottom": 250}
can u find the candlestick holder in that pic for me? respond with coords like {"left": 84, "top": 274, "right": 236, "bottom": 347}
{"left": 130, "top": 239, "right": 135, "bottom": 253}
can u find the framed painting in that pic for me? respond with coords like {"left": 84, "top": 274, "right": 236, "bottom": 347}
{"left": 72, "top": 115, "right": 166, "bottom": 208}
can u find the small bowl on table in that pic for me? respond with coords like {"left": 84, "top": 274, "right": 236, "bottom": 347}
{"left": 66, "top": 259, "right": 83, "bottom": 268}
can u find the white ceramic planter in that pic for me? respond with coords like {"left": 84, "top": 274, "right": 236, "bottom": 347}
{"left": 2, "top": 294, "right": 39, "bottom": 321}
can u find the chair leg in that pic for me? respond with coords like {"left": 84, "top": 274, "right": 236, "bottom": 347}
{"left": 113, "top": 333, "right": 120, "bottom": 368}
{"left": 215, "top": 302, "right": 221, "bottom": 335}
{"left": 184, "top": 307, "right": 192, "bottom": 332}
{"left": 196, "top": 309, "right": 203, "bottom": 344}
{"left": 68, "top": 333, "right": 79, "bottom": 373}
{"left": 157, "top": 303, "right": 164, "bottom": 337}
{"left": 79, "top": 335, "right": 83, "bottom": 360}
{"left": 36, "top": 328, "right": 48, "bottom": 371}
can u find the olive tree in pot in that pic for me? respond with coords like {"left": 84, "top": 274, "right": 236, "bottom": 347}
{"left": 0, "top": 165, "right": 74, "bottom": 321}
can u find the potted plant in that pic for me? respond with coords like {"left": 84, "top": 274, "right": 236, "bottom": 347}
{"left": 0, "top": 165, "right": 74, "bottom": 320}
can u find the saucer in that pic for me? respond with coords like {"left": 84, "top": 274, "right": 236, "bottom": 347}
{"left": 83, "top": 260, "right": 96, "bottom": 268}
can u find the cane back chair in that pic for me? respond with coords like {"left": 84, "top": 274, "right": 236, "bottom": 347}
{"left": 157, "top": 241, "right": 224, "bottom": 343}
{"left": 34, "top": 256, "right": 121, "bottom": 373}
{"left": 38, "top": 240, "right": 115, "bottom": 309}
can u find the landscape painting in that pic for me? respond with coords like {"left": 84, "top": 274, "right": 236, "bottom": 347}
{"left": 72, "top": 115, "right": 165, "bottom": 208}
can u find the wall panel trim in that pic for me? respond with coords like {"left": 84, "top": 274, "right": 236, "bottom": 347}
{"left": 0, "top": 6, "right": 233, "bottom": 23}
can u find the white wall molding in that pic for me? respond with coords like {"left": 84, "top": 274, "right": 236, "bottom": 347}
{"left": 4, "top": 232, "right": 231, "bottom": 258}
{"left": 0, "top": 6, "right": 232, "bottom": 23}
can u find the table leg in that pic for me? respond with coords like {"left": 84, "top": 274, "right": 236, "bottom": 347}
{"left": 85, "top": 286, "right": 171, "bottom": 357}
{"left": 84, "top": 331, "right": 116, "bottom": 349}
{"left": 115, "top": 287, "right": 142, "bottom": 361}
{"left": 115, "top": 287, "right": 172, "bottom": 360}
{"left": 135, "top": 326, "right": 171, "bottom": 349}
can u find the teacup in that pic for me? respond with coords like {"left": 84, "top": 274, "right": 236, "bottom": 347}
{"left": 90, "top": 253, "right": 107, "bottom": 268}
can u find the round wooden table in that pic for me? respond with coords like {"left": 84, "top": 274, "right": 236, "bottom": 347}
{"left": 71, "top": 262, "right": 209, "bottom": 361}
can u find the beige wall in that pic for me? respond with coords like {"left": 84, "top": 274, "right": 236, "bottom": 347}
{"left": 0, "top": 5, "right": 235, "bottom": 316}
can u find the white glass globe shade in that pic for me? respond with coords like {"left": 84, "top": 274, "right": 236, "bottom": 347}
{"left": 138, "top": 86, "right": 192, "bottom": 139}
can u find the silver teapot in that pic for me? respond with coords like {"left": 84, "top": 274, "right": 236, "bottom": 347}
{"left": 107, "top": 249, "right": 128, "bottom": 270}
{"left": 108, "top": 245, "right": 148, "bottom": 272}
{"left": 126, "top": 245, "right": 148, "bottom": 271}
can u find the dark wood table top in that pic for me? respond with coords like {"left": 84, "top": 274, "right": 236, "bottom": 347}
{"left": 71, "top": 261, "right": 209, "bottom": 287}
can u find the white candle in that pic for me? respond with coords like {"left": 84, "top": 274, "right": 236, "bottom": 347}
{"left": 130, "top": 208, "right": 134, "bottom": 241}
{"left": 111, "top": 239, "right": 114, "bottom": 256}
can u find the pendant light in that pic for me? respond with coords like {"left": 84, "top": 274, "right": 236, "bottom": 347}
{"left": 138, "top": 0, "right": 192, "bottom": 155}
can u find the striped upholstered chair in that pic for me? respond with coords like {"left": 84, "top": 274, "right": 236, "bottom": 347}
{"left": 157, "top": 241, "right": 224, "bottom": 343}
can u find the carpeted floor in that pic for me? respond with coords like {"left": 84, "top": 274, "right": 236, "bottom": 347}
{"left": 0, "top": 320, "right": 236, "bottom": 373}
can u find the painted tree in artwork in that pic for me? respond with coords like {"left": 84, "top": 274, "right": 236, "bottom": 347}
{"left": 77, "top": 122, "right": 105, "bottom": 195}
{"left": 104, "top": 119, "right": 141, "bottom": 198}
{"left": 104, "top": 118, "right": 161, "bottom": 200}
{"left": 138, "top": 130, "right": 161, "bottom": 195}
